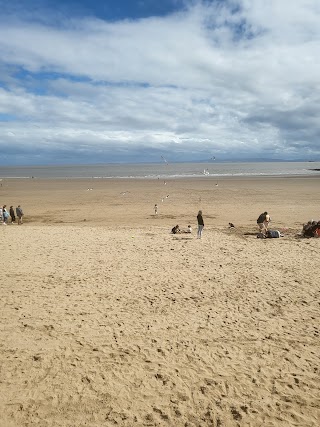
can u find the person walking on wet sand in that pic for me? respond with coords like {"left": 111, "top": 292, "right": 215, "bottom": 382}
{"left": 16, "top": 205, "right": 24, "bottom": 225}
{"left": 197, "top": 210, "right": 204, "bottom": 239}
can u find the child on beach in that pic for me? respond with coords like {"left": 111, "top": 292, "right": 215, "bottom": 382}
{"left": 171, "top": 225, "right": 180, "bottom": 234}
{"left": 197, "top": 211, "right": 204, "bottom": 238}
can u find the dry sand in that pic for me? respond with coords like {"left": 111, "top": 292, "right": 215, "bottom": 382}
{"left": 1, "top": 176, "right": 320, "bottom": 426}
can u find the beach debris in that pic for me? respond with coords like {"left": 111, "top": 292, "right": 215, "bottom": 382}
{"left": 87, "top": 188, "right": 93, "bottom": 191}
{"left": 229, "top": 222, "right": 235, "bottom": 228}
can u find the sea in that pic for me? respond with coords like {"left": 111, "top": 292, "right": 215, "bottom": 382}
{"left": 0, "top": 162, "right": 320, "bottom": 180}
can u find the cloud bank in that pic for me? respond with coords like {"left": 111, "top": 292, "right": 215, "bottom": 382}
{"left": 0, "top": 0, "right": 319, "bottom": 165}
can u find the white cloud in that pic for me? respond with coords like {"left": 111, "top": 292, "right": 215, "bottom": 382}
{"left": 0, "top": 0, "right": 319, "bottom": 164}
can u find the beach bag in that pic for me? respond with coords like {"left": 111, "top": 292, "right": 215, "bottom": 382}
{"left": 266, "top": 230, "right": 280, "bottom": 238}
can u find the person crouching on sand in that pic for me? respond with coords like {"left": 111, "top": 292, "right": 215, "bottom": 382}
{"left": 257, "top": 211, "right": 270, "bottom": 234}
{"left": 171, "top": 225, "right": 180, "bottom": 234}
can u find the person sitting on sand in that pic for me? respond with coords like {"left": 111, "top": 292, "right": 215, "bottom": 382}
{"left": 311, "top": 221, "right": 320, "bottom": 237}
{"left": 257, "top": 211, "right": 270, "bottom": 234}
{"left": 171, "top": 225, "right": 180, "bottom": 234}
{"left": 180, "top": 225, "right": 192, "bottom": 234}
{"left": 302, "top": 220, "right": 314, "bottom": 237}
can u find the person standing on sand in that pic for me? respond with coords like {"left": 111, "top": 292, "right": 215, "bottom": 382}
{"left": 257, "top": 211, "right": 270, "bottom": 234}
{"left": 9, "top": 206, "right": 16, "bottom": 223}
{"left": 154, "top": 204, "right": 158, "bottom": 215}
{"left": 2, "top": 205, "right": 9, "bottom": 224}
{"left": 197, "top": 210, "right": 204, "bottom": 239}
{"left": 16, "top": 205, "right": 24, "bottom": 225}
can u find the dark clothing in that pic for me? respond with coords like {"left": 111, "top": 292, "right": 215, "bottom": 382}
{"left": 171, "top": 226, "right": 180, "bottom": 234}
{"left": 16, "top": 206, "right": 23, "bottom": 218}
{"left": 197, "top": 214, "right": 204, "bottom": 226}
{"left": 257, "top": 213, "right": 266, "bottom": 224}
{"left": 10, "top": 207, "right": 15, "bottom": 222}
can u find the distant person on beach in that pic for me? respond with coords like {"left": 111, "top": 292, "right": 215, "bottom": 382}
{"left": 9, "top": 206, "right": 15, "bottom": 223}
{"left": 154, "top": 204, "right": 158, "bottom": 215}
{"left": 16, "top": 205, "right": 24, "bottom": 225}
{"left": 197, "top": 210, "right": 204, "bottom": 239}
{"left": 302, "top": 220, "right": 314, "bottom": 237}
{"left": 171, "top": 225, "right": 180, "bottom": 234}
{"left": 2, "top": 205, "right": 9, "bottom": 224}
{"left": 257, "top": 211, "right": 270, "bottom": 234}
{"left": 313, "top": 221, "right": 320, "bottom": 237}
{"left": 301, "top": 220, "right": 320, "bottom": 237}
{"left": 180, "top": 225, "right": 192, "bottom": 234}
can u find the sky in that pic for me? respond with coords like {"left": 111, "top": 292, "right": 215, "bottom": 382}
{"left": 0, "top": 0, "right": 320, "bottom": 165}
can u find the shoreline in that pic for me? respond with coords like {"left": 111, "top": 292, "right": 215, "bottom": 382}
{"left": 1, "top": 172, "right": 320, "bottom": 180}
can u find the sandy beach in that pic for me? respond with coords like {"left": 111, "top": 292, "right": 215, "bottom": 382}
{"left": 1, "top": 176, "right": 320, "bottom": 426}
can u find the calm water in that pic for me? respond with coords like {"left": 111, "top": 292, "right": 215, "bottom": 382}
{"left": 0, "top": 162, "right": 320, "bottom": 179}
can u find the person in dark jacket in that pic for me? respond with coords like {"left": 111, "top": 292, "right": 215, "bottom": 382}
{"left": 9, "top": 206, "right": 16, "bottom": 223}
{"left": 171, "top": 225, "right": 180, "bottom": 234}
{"left": 16, "top": 205, "right": 24, "bottom": 225}
{"left": 197, "top": 210, "right": 204, "bottom": 239}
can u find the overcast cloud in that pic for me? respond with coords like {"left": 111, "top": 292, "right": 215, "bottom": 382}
{"left": 0, "top": 0, "right": 319, "bottom": 165}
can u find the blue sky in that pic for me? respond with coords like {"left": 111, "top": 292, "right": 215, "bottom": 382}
{"left": 0, "top": 0, "right": 320, "bottom": 165}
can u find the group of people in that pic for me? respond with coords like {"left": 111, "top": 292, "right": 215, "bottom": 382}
{"left": 0, "top": 205, "right": 24, "bottom": 225}
{"left": 171, "top": 224, "right": 192, "bottom": 234}
{"left": 302, "top": 220, "right": 320, "bottom": 238}
{"left": 169, "top": 209, "right": 320, "bottom": 240}
{"left": 171, "top": 210, "right": 205, "bottom": 239}
{"left": 257, "top": 211, "right": 320, "bottom": 238}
